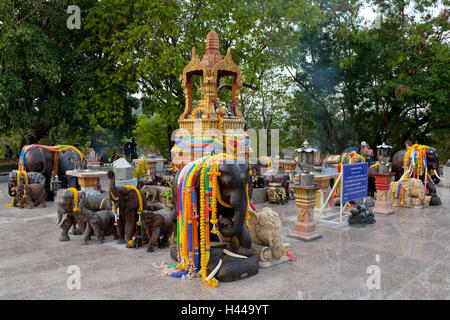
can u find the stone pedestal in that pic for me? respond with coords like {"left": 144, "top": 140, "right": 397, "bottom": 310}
{"left": 373, "top": 173, "right": 395, "bottom": 215}
{"left": 313, "top": 175, "right": 335, "bottom": 213}
{"left": 268, "top": 183, "right": 282, "bottom": 203}
{"left": 288, "top": 184, "right": 322, "bottom": 242}
{"left": 66, "top": 170, "right": 108, "bottom": 190}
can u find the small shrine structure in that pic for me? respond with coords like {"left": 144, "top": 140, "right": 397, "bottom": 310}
{"left": 171, "top": 30, "right": 249, "bottom": 170}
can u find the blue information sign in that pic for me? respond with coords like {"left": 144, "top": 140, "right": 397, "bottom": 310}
{"left": 341, "top": 162, "right": 368, "bottom": 203}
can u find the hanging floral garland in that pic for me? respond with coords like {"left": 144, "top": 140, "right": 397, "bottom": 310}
{"left": 173, "top": 153, "right": 253, "bottom": 287}
{"left": 392, "top": 144, "right": 430, "bottom": 203}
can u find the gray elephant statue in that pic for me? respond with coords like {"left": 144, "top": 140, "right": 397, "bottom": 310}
{"left": 141, "top": 185, "right": 162, "bottom": 203}
{"left": 77, "top": 192, "right": 117, "bottom": 244}
{"left": 56, "top": 188, "right": 112, "bottom": 242}
{"left": 58, "top": 149, "right": 85, "bottom": 189}
{"left": 8, "top": 171, "right": 45, "bottom": 207}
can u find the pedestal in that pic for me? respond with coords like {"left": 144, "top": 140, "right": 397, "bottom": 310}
{"left": 313, "top": 175, "right": 334, "bottom": 213}
{"left": 288, "top": 184, "right": 322, "bottom": 242}
{"left": 66, "top": 170, "right": 108, "bottom": 190}
{"left": 373, "top": 173, "right": 395, "bottom": 215}
{"left": 268, "top": 183, "right": 282, "bottom": 203}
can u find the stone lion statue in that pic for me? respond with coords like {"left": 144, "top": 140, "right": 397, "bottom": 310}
{"left": 249, "top": 207, "right": 290, "bottom": 268}
{"left": 389, "top": 178, "right": 431, "bottom": 208}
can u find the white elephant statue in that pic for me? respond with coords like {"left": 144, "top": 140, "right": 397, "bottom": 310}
{"left": 248, "top": 207, "right": 290, "bottom": 268}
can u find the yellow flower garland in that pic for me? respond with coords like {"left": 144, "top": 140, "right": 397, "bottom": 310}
{"left": 176, "top": 153, "right": 253, "bottom": 288}
{"left": 6, "top": 170, "right": 29, "bottom": 207}
{"left": 67, "top": 187, "right": 79, "bottom": 212}
{"left": 124, "top": 185, "right": 143, "bottom": 225}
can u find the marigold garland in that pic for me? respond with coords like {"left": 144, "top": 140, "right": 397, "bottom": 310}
{"left": 391, "top": 144, "right": 431, "bottom": 203}
{"left": 174, "top": 153, "right": 253, "bottom": 288}
{"left": 67, "top": 187, "right": 79, "bottom": 212}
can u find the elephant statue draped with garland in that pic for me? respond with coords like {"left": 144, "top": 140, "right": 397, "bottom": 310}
{"left": 391, "top": 147, "right": 442, "bottom": 206}
{"left": 8, "top": 171, "right": 45, "bottom": 207}
{"left": 107, "top": 170, "right": 148, "bottom": 248}
{"left": 389, "top": 178, "right": 431, "bottom": 208}
{"left": 17, "top": 183, "right": 46, "bottom": 209}
{"left": 170, "top": 157, "right": 259, "bottom": 283}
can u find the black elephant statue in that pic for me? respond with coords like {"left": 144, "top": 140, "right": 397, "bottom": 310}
{"left": 390, "top": 147, "right": 442, "bottom": 206}
{"left": 19, "top": 146, "right": 55, "bottom": 200}
{"left": 107, "top": 170, "right": 148, "bottom": 248}
{"left": 56, "top": 188, "right": 112, "bottom": 242}
{"left": 8, "top": 171, "right": 45, "bottom": 207}
{"left": 171, "top": 158, "right": 259, "bottom": 282}
{"left": 58, "top": 149, "right": 85, "bottom": 189}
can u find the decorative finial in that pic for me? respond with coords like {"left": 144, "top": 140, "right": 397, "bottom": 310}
{"left": 206, "top": 29, "right": 220, "bottom": 51}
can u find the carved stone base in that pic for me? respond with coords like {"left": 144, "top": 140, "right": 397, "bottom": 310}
{"left": 288, "top": 228, "right": 323, "bottom": 242}
{"left": 373, "top": 199, "right": 394, "bottom": 215}
{"left": 373, "top": 173, "right": 395, "bottom": 215}
{"left": 259, "top": 256, "right": 289, "bottom": 268}
{"left": 289, "top": 184, "right": 322, "bottom": 242}
{"left": 206, "top": 248, "right": 259, "bottom": 282}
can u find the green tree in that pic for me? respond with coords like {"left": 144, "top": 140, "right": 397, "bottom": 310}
{"left": 0, "top": 0, "right": 137, "bottom": 145}
{"left": 81, "top": 0, "right": 317, "bottom": 155}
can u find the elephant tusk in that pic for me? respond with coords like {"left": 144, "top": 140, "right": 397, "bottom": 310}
{"left": 99, "top": 197, "right": 110, "bottom": 210}
{"left": 432, "top": 170, "right": 446, "bottom": 181}
{"left": 110, "top": 192, "right": 119, "bottom": 201}
{"left": 223, "top": 248, "right": 248, "bottom": 259}
{"left": 56, "top": 213, "right": 66, "bottom": 227}
{"left": 205, "top": 259, "right": 222, "bottom": 282}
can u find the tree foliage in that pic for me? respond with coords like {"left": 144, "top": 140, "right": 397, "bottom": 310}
{"left": 0, "top": 0, "right": 137, "bottom": 146}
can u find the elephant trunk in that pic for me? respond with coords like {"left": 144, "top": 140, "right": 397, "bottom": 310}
{"left": 107, "top": 170, "right": 119, "bottom": 201}
{"left": 56, "top": 207, "right": 65, "bottom": 227}
{"left": 219, "top": 190, "right": 247, "bottom": 238}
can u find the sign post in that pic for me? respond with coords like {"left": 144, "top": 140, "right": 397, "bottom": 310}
{"left": 339, "top": 162, "right": 368, "bottom": 226}
{"left": 316, "top": 162, "right": 368, "bottom": 228}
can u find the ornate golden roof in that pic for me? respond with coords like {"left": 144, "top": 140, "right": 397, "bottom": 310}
{"left": 179, "top": 30, "right": 243, "bottom": 120}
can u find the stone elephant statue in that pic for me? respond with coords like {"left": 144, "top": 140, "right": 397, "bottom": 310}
{"left": 107, "top": 170, "right": 147, "bottom": 248}
{"left": 390, "top": 178, "right": 431, "bottom": 207}
{"left": 248, "top": 207, "right": 290, "bottom": 267}
{"left": 17, "top": 183, "right": 46, "bottom": 209}
{"left": 78, "top": 192, "right": 117, "bottom": 244}
{"left": 8, "top": 171, "right": 45, "bottom": 207}
{"left": 171, "top": 158, "right": 259, "bottom": 282}
{"left": 141, "top": 185, "right": 161, "bottom": 203}
{"left": 391, "top": 147, "right": 441, "bottom": 205}
{"left": 58, "top": 148, "right": 85, "bottom": 189}
{"left": 19, "top": 146, "right": 54, "bottom": 200}
{"left": 56, "top": 188, "right": 112, "bottom": 242}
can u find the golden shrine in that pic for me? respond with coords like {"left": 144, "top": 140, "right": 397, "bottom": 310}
{"left": 171, "top": 30, "right": 249, "bottom": 170}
